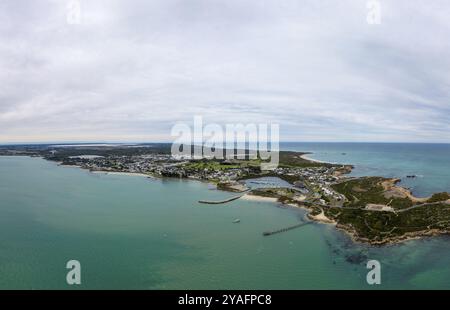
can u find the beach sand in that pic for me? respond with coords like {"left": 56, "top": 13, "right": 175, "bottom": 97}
{"left": 308, "top": 210, "right": 336, "bottom": 224}
{"left": 299, "top": 154, "right": 327, "bottom": 163}
{"left": 91, "top": 171, "right": 152, "bottom": 178}
{"left": 240, "top": 194, "right": 279, "bottom": 203}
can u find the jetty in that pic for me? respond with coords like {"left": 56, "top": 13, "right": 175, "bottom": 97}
{"left": 198, "top": 194, "right": 243, "bottom": 204}
{"left": 263, "top": 221, "right": 312, "bottom": 236}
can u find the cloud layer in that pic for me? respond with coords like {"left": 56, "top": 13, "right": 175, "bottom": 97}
{"left": 1, "top": 0, "right": 450, "bottom": 143}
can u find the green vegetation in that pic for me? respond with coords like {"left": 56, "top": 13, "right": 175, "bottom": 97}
{"left": 278, "top": 151, "right": 330, "bottom": 168}
{"left": 183, "top": 158, "right": 263, "bottom": 172}
{"left": 183, "top": 160, "right": 240, "bottom": 171}
{"left": 428, "top": 192, "right": 450, "bottom": 203}
{"left": 45, "top": 144, "right": 173, "bottom": 161}
{"left": 183, "top": 150, "right": 330, "bottom": 172}
{"left": 326, "top": 203, "right": 450, "bottom": 243}
{"left": 332, "top": 177, "right": 413, "bottom": 210}
{"left": 4, "top": 143, "right": 450, "bottom": 245}
{"left": 324, "top": 177, "right": 450, "bottom": 243}
{"left": 309, "top": 207, "right": 322, "bottom": 216}
{"left": 250, "top": 188, "right": 298, "bottom": 202}
{"left": 276, "top": 174, "right": 301, "bottom": 184}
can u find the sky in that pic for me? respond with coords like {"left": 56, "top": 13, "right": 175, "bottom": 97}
{"left": 0, "top": 0, "right": 450, "bottom": 143}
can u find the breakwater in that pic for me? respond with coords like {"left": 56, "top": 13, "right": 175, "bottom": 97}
{"left": 263, "top": 221, "right": 312, "bottom": 236}
{"left": 198, "top": 194, "right": 243, "bottom": 204}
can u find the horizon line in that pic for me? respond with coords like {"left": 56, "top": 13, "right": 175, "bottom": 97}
{"left": 1, "top": 141, "right": 450, "bottom": 146}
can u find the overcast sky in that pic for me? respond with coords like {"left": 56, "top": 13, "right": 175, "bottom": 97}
{"left": 1, "top": 0, "right": 450, "bottom": 143}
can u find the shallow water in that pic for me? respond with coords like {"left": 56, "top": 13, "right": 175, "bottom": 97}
{"left": 0, "top": 155, "right": 449, "bottom": 289}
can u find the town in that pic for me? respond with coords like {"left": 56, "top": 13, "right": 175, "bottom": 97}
{"left": 39, "top": 145, "right": 350, "bottom": 208}
{"left": 2, "top": 143, "right": 450, "bottom": 245}
{"left": 0, "top": 143, "right": 350, "bottom": 207}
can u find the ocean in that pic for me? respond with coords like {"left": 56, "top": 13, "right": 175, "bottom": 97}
{"left": 281, "top": 142, "right": 450, "bottom": 197}
{"left": 0, "top": 143, "right": 450, "bottom": 289}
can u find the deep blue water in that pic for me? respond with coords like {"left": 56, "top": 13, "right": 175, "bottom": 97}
{"left": 281, "top": 143, "right": 450, "bottom": 197}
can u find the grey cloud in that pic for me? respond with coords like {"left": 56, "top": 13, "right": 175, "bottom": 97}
{"left": 0, "top": 0, "right": 450, "bottom": 142}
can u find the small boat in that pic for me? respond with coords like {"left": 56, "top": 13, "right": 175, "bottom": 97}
{"left": 233, "top": 219, "right": 241, "bottom": 223}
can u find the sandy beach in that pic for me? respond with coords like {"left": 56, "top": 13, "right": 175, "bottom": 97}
{"left": 91, "top": 171, "right": 152, "bottom": 178}
{"left": 240, "top": 194, "right": 279, "bottom": 203}
{"left": 307, "top": 210, "right": 336, "bottom": 224}
{"left": 299, "top": 154, "right": 327, "bottom": 163}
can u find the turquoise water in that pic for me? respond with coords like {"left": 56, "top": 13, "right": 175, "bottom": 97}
{"left": 1, "top": 154, "right": 450, "bottom": 289}
{"left": 282, "top": 142, "right": 450, "bottom": 197}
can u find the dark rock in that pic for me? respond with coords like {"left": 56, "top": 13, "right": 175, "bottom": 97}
{"left": 345, "top": 252, "right": 368, "bottom": 265}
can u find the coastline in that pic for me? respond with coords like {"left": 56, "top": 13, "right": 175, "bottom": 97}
{"left": 307, "top": 209, "right": 336, "bottom": 225}
{"left": 91, "top": 171, "right": 153, "bottom": 178}
{"left": 299, "top": 153, "right": 328, "bottom": 164}
{"left": 336, "top": 224, "right": 449, "bottom": 246}
{"left": 3, "top": 153, "right": 449, "bottom": 247}
{"left": 240, "top": 193, "right": 279, "bottom": 203}
{"left": 58, "top": 159, "right": 343, "bottom": 233}
{"left": 55, "top": 161, "right": 153, "bottom": 178}
{"left": 381, "top": 178, "right": 430, "bottom": 203}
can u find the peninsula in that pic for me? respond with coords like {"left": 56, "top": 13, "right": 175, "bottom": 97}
{"left": 1, "top": 143, "right": 449, "bottom": 245}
